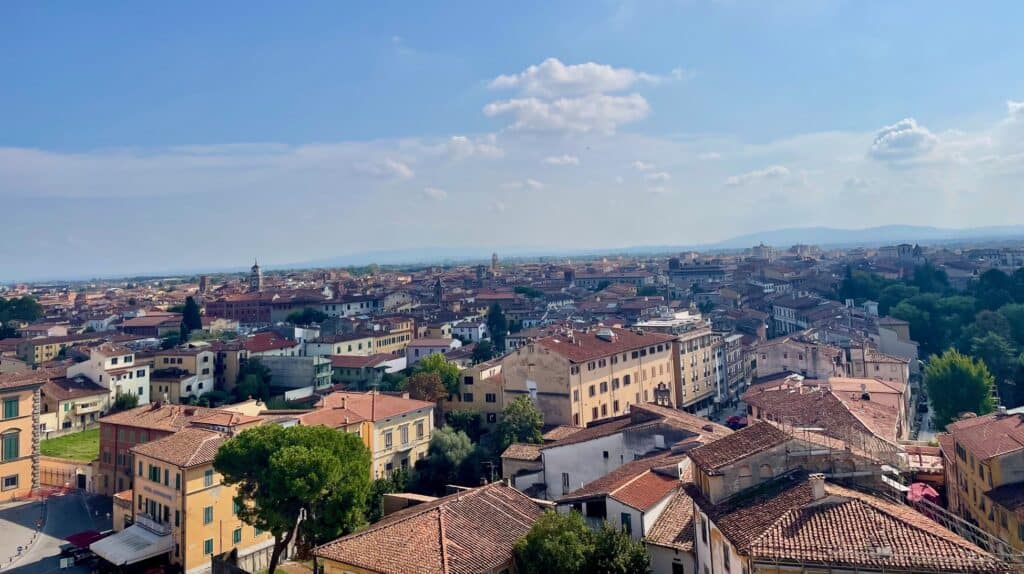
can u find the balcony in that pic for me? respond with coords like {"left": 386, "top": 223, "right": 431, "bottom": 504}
{"left": 134, "top": 513, "right": 172, "bottom": 536}
{"left": 75, "top": 401, "right": 102, "bottom": 415}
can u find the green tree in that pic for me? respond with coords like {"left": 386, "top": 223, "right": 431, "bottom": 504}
{"left": 487, "top": 303, "right": 509, "bottom": 352}
{"left": 974, "top": 269, "right": 1014, "bottom": 311}
{"left": 405, "top": 372, "right": 447, "bottom": 403}
{"left": 445, "top": 410, "right": 484, "bottom": 442}
{"left": 636, "top": 286, "right": 659, "bottom": 297}
{"left": 514, "top": 286, "right": 543, "bottom": 298}
{"left": 214, "top": 424, "right": 371, "bottom": 573}
{"left": 514, "top": 511, "right": 593, "bottom": 574}
{"left": 366, "top": 468, "right": 409, "bottom": 523}
{"left": 234, "top": 359, "right": 273, "bottom": 402}
{"left": 1008, "top": 354, "right": 1024, "bottom": 409}
{"left": 414, "top": 353, "right": 460, "bottom": 395}
{"left": 911, "top": 263, "right": 949, "bottom": 294}
{"left": 286, "top": 307, "right": 329, "bottom": 325}
{"left": 182, "top": 296, "right": 203, "bottom": 333}
{"left": 587, "top": 523, "right": 651, "bottom": 574}
{"left": 378, "top": 371, "right": 408, "bottom": 392}
{"left": 925, "top": 349, "right": 996, "bottom": 429}
{"left": 878, "top": 283, "right": 920, "bottom": 316}
{"left": 160, "top": 331, "right": 181, "bottom": 350}
{"left": 971, "top": 332, "right": 1018, "bottom": 389}
{"left": 998, "top": 303, "right": 1024, "bottom": 347}
{"left": 0, "top": 296, "right": 44, "bottom": 324}
{"left": 110, "top": 392, "right": 140, "bottom": 413}
{"left": 497, "top": 396, "right": 543, "bottom": 452}
{"left": 415, "top": 427, "right": 475, "bottom": 494}
{"left": 472, "top": 340, "right": 495, "bottom": 363}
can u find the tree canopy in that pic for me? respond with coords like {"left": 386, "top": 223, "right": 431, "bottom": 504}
{"left": 414, "top": 427, "right": 475, "bottom": 494}
{"left": 497, "top": 396, "right": 544, "bottom": 452}
{"left": 214, "top": 424, "right": 371, "bottom": 573}
{"left": 233, "top": 358, "right": 273, "bottom": 402}
{"left": 925, "top": 349, "right": 995, "bottom": 429}
{"left": 286, "top": 307, "right": 329, "bottom": 325}
{"left": 471, "top": 340, "right": 495, "bottom": 363}
{"left": 514, "top": 512, "right": 650, "bottom": 574}
{"left": 404, "top": 372, "right": 447, "bottom": 403}
{"left": 413, "top": 353, "right": 461, "bottom": 395}
{"left": 487, "top": 303, "right": 509, "bottom": 351}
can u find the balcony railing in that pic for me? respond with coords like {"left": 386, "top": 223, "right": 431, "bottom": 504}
{"left": 135, "top": 512, "right": 173, "bottom": 536}
{"left": 75, "top": 402, "right": 102, "bottom": 415}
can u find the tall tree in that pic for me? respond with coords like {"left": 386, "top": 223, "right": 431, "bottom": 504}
{"left": 924, "top": 349, "right": 996, "bottom": 429}
{"left": 234, "top": 359, "right": 273, "bottom": 402}
{"left": 214, "top": 424, "right": 371, "bottom": 574}
{"left": 587, "top": 524, "right": 651, "bottom": 574}
{"left": 472, "top": 340, "right": 495, "bottom": 363}
{"left": 971, "top": 332, "right": 1018, "bottom": 392}
{"left": 413, "top": 353, "right": 461, "bottom": 395}
{"left": 514, "top": 512, "right": 594, "bottom": 574}
{"left": 486, "top": 303, "right": 509, "bottom": 351}
{"left": 405, "top": 372, "right": 447, "bottom": 403}
{"left": 415, "top": 427, "right": 475, "bottom": 494}
{"left": 497, "top": 396, "right": 544, "bottom": 452}
{"left": 182, "top": 296, "right": 203, "bottom": 331}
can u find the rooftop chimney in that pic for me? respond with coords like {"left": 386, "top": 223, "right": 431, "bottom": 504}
{"left": 341, "top": 396, "right": 347, "bottom": 410}
{"left": 809, "top": 473, "right": 826, "bottom": 501}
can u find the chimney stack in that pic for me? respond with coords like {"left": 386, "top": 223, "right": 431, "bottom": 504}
{"left": 809, "top": 473, "right": 826, "bottom": 501}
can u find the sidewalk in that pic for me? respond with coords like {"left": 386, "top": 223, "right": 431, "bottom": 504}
{"left": 0, "top": 499, "right": 46, "bottom": 570}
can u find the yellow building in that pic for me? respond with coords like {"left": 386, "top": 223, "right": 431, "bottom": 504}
{"left": 96, "top": 423, "right": 272, "bottom": 573}
{"left": 942, "top": 411, "right": 1024, "bottom": 553}
{"left": 445, "top": 359, "right": 505, "bottom": 427}
{"left": 17, "top": 333, "right": 105, "bottom": 365}
{"left": 501, "top": 326, "right": 678, "bottom": 427}
{"left": 298, "top": 391, "right": 434, "bottom": 478}
{"left": 0, "top": 371, "right": 44, "bottom": 499}
{"left": 40, "top": 375, "right": 110, "bottom": 434}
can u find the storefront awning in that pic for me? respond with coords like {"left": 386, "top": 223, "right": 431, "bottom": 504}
{"left": 90, "top": 524, "right": 173, "bottom": 566}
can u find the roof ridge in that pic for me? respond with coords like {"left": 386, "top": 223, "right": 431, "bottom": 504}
{"left": 437, "top": 506, "right": 449, "bottom": 574}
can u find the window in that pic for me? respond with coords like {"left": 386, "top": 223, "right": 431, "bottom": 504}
{"left": 562, "top": 472, "right": 570, "bottom": 494}
{"left": 416, "top": 421, "right": 424, "bottom": 439}
{"left": 136, "top": 369, "right": 145, "bottom": 377}
{"left": 232, "top": 528, "right": 242, "bottom": 544}
{"left": 601, "top": 404, "right": 608, "bottom": 416}
{"left": 1, "top": 432, "right": 19, "bottom": 461}
{"left": 1, "top": 475, "right": 17, "bottom": 491}
{"left": 620, "top": 512, "right": 632, "bottom": 535}
{"left": 204, "top": 469, "right": 214, "bottom": 487}
{"left": 603, "top": 450, "right": 609, "bottom": 459}
{"left": 203, "top": 506, "right": 214, "bottom": 524}
{"left": 385, "top": 431, "right": 393, "bottom": 448}
{"left": 400, "top": 425, "right": 409, "bottom": 445}
{"left": 138, "top": 461, "right": 143, "bottom": 476}
{"left": 623, "top": 375, "right": 631, "bottom": 386}
{"left": 174, "top": 510, "right": 180, "bottom": 527}
{"left": 592, "top": 407, "right": 598, "bottom": 420}
{"left": 203, "top": 538, "right": 213, "bottom": 555}
{"left": 463, "top": 376, "right": 474, "bottom": 386}
{"left": 487, "top": 413, "right": 497, "bottom": 423}
{"left": 599, "top": 381, "right": 608, "bottom": 393}
{"left": 485, "top": 393, "right": 497, "bottom": 403}
{"left": 612, "top": 378, "right": 619, "bottom": 390}
{"left": 723, "top": 542, "right": 731, "bottom": 570}
{"left": 254, "top": 527, "right": 263, "bottom": 537}
{"left": 573, "top": 389, "right": 580, "bottom": 402}
{"left": 462, "top": 393, "right": 473, "bottom": 402}
{"left": 588, "top": 385, "right": 596, "bottom": 397}
{"left": 175, "top": 473, "right": 181, "bottom": 490}
{"left": 613, "top": 400, "right": 620, "bottom": 413}
{"left": 2, "top": 398, "right": 18, "bottom": 420}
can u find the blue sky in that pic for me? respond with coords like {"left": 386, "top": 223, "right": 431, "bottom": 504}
{"left": 2, "top": 1, "right": 1024, "bottom": 280}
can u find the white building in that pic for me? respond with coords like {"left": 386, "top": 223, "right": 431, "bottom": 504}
{"left": 67, "top": 343, "right": 151, "bottom": 405}
{"left": 452, "top": 320, "right": 488, "bottom": 343}
{"left": 405, "top": 338, "right": 461, "bottom": 366}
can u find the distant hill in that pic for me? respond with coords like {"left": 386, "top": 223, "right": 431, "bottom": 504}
{"left": 704, "top": 224, "right": 1024, "bottom": 250}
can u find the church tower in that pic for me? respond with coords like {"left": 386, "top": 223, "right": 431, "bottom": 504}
{"left": 249, "top": 259, "right": 263, "bottom": 292}
{"left": 491, "top": 252, "right": 499, "bottom": 272}
{"left": 433, "top": 276, "right": 445, "bottom": 306}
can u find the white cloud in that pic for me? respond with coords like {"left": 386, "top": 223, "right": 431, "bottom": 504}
{"left": 352, "top": 157, "right": 414, "bottom": 180}
{"left": 445, "top": 135, "right": 504, "bottom": 160}
{"left": 483, "top": 93, "right": 649, "bottom": 134}
{"left": 697, "top": 152, "right": 722, "bottom": 161}
{"left": 868, "top": 118, "right": 939, "bottom": 161}
{"left": 500, "top": 178, "right": 544, "bottom": 191}
{"left": 422, "top": 186, "right": 447, "bottom": 201}
{"left": 525, "top": 178, "right": 545, "bottom": 190}
{"left": 645, "top": 171, "right": 671, "bottom": 183}
{"left": 489, "top": 57, "right": 664, "bottom": 98}
{"left": 631, "top": 160, "right": 655, "bottom": 171}
{"left": 1008, "top": 100, "right": 1024, "bottom": 119}
{"left": 725, "top": 165, "right": 790, "bottom": 186}
{"left": 543, "top": 154, "right": 580, "bottom": 166}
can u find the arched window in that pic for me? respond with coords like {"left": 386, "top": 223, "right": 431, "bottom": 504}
{"left": 759, "top": 464, "right": 773, "bottom": 479}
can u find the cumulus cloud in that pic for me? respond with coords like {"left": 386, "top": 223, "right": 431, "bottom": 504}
{"left": 422, "top": 186, "right": 447, "bottom": 201}
{"left": 645, "top": 171, "right": 671, "bottom": 183}
{"left": 352, "top": 157, "right": 414, "bottom": 180}
{"left": 631, "top": 160, "right": 655, "bottom": 171}
{"left": 543, "top": 154, "right": 580, "bottom": 166}
{"left": 725, "top": 165, "right": 790, "bottom": 186}
{"left": 868, "top": 118, "right": 939, "bottom": 161}
{"left": 483, "top": 94, "right": 649, "bottom": 134}
{"left": 445, "top": 135, "right": 504, "bottom": 160}
{"left": 489, "top": 57, "right": 665, "bottom": 98}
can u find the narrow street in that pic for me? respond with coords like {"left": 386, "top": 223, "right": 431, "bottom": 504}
{"left": 0, "top": 492, "right": 112, "bottom": 574}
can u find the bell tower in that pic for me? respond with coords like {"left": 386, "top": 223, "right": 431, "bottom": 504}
{"left": 249, "top": 259, "right": 263, "bottom": 292}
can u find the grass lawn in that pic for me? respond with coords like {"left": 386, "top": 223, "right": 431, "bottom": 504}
{"left": 41, "top": 428, "right": 100, "bottom": 462}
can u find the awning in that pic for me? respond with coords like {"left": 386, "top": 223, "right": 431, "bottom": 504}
{"left": 66, "top": 530, "right": 104, "bottom": 549}
{"left": 90, "top": 525, "right": 173, "bottom": 566}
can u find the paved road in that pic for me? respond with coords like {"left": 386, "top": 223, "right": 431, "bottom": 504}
{"left": 0, "top": 492, "right": 112, "bottom": 574}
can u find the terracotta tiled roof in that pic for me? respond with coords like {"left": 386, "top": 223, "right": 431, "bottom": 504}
{"left": 536, "top": 326, "right": 676, "bottom": 363}
{"left": 500, "top": 442, "right": 542, "bottom": 462}
{"left": 687, "top": 422, "right": 789, "bottom": 473}
{"left": 329, "top": 354, "right": 395, "bottom": 369}
{"left": 300, "top": 391, "right": 434, "bottom": 428}
{"left": 42, "top": 376, "right": 108, "bottom": 401}
{"left": 541, "top": 425, "right": 583, "bottom": 442}
{"left": 690, "top": 473, "right": 1010, "bottom": 572}
{"left": 131, "top": 427, "right": 225, "bottom": 468}
{"left": 947, "top": 413, "right": 1024, "bottom": 461}
{"left": 742, "top": 385, "right": 899, "bottom": 444}
{"left": 314, "top": 483, "right": 544, "bottom": 574}
{"left": 645, "top": 488, "right": 695, "bottom": 552}
{"left": 0, "top": 370, "right": 47, "bottom": 391}
{"left": 245, "top": 332, "right": 300, "bottom": 353}
{"left": 99, "top": 403, "right": 231, "bottom": 432}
